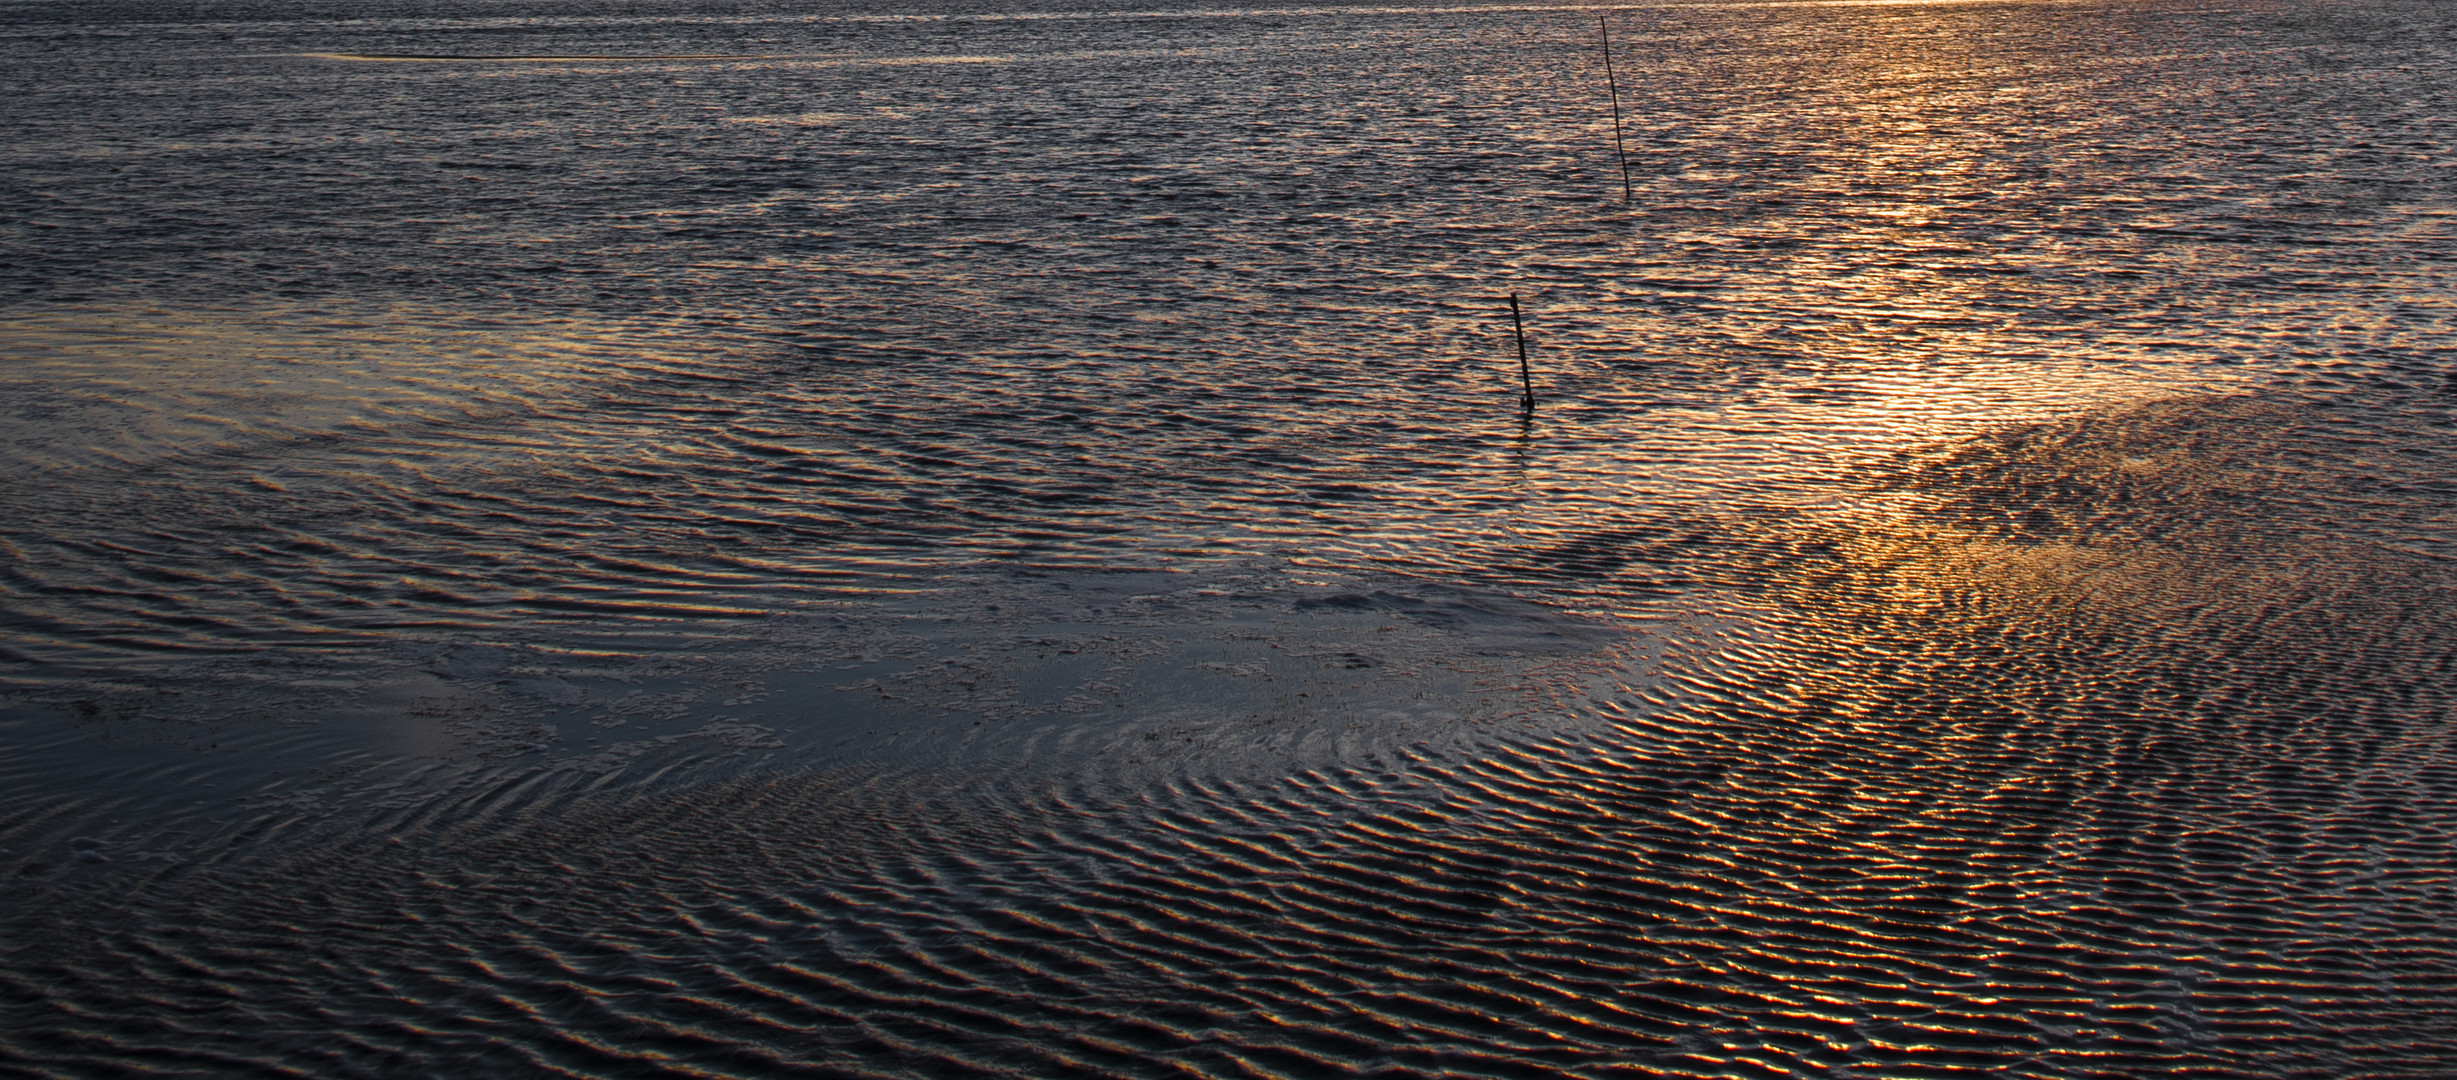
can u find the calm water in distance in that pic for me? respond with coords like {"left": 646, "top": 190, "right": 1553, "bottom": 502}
{"left": 4, "top": 0, "right": 2457, "bottom": 1074}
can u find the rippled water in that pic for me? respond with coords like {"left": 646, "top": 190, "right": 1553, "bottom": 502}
{"left": 5, "top": 0, "right": 2457, "bottom": 1074}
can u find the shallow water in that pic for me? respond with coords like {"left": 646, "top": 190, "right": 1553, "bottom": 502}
{"left": 5, "top": 0, "right": 2457, "bottom": 1074}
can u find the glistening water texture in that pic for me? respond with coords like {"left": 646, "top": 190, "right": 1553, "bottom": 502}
{"left": 5, "top": 0, "right": 2457, "bottom": 1074}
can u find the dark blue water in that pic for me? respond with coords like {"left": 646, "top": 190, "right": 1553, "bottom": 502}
{"left": 5, "top": 0, "right": 2457, "bottom": 1074}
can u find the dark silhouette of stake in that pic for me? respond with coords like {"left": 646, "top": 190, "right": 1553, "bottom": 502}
{"left": 1509, "top": 293, "right": 1534, "bottom": 411}
{"left": 1600, "top": 16, "right": 1632, "bottom": 202}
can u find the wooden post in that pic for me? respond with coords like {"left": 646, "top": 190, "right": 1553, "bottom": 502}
{"left": 1600, "top": 16, "right": 1632, "bottom": 203}
{"left": 1509, "top": 294, "right": 1534, "bottom": 411}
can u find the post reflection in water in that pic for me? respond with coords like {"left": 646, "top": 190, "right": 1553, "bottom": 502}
{"left": 2, "top": 0, "right": 2455, "bottom": 1075}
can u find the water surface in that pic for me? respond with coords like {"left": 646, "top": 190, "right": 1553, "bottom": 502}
{"left": 4, "top": 0, "right": 2457, "bottom": 1074}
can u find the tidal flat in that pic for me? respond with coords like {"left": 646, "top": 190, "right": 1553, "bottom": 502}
{"left": 5, "top": 0, "right": 2457, "bottom": 1074}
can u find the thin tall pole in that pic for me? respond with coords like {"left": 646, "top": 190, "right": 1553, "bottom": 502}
{"left": 1509, "top": 293, "right": 1534, "bottom": 411}
{"left": 1599, "top": 16, "right": 1632, "bottom": 203}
